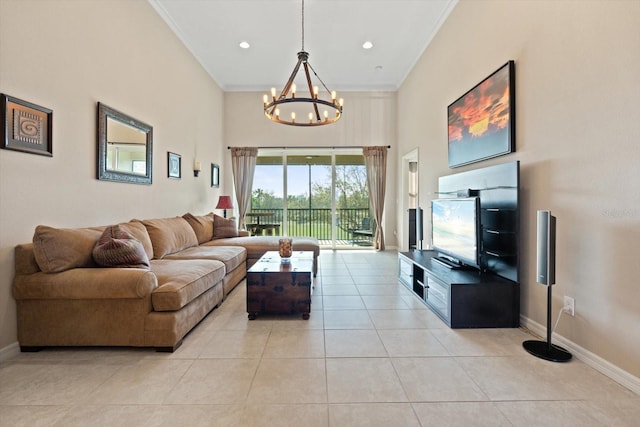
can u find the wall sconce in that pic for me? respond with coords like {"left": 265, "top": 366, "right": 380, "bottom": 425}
{"left": 215, "top": 195, "right": 233, "bottom": 218}
{"left": 194, "top": 161, "right": 201, "bottom": 177}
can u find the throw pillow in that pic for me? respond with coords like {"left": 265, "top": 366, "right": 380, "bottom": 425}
{"left": 33, "top": 225, "right": 102, "bottom": 273}
{"left": 92, "top": 225, "right": 150, "bottom": 269}
{"left": 213, "top": 214, "right": 239, "bottom": 239}
{"left": 182, "top": 212, "right": 214, "bottom": 244}
{"left": 118, "top": 221, "right": 154, "bottom": 260}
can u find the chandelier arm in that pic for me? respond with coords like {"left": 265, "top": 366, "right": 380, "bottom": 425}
{"left": 303, "top": 62, "right": 321, "bottom": 120}
{"left": 280, "top": 57, "right": 304, "bottom": 100}
{"left": 269, "top": 57, "right": 304, "bottom": 115}
{"left": 307, "top": 62, "right": 333, "bottom": 95}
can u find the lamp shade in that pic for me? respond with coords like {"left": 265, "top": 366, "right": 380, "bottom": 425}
{"left": 215, "top": 196, "right": 233, "bottom": 210}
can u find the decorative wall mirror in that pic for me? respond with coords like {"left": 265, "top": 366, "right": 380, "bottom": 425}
{"left": 97, "top": 102, "right": 153, "bottom": 184}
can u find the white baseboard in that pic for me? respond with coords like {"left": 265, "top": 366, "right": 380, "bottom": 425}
{"left": 0, "top": 341, "right": 20, "bottom": 363}
{"left": 520, "top": 315, "right": 640, "bottom": 395}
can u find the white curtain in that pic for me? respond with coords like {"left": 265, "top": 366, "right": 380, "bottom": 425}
{"left": 363, "top": 146, "right": 388, "bottom": 251}
{"left": 230, "top": 147, "right": 258, "bottom": 229}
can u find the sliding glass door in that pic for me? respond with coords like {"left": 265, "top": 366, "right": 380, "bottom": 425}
{"left": 286, "top": 155, "right": 332, "bottom": 241}
{"left": 334, "top": 154, "right": 370, "bottom": 248}
{"left": 248, "top": 155, "right": 284, "bottom": 236}
{"left": 251, "top": 149, "right": 369, "bottom": 249}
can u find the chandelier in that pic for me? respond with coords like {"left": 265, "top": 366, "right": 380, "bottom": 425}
{"left": 263, "top": 0, "right": 343, "bottom": 127}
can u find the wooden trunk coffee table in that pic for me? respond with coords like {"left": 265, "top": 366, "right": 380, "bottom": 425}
{"left": 246, "top": 251, "right": 313, "bottom": 320}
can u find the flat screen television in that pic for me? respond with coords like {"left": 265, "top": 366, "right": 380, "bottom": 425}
{"left": 431, "top": 197, "right": 480, "bottom": 269}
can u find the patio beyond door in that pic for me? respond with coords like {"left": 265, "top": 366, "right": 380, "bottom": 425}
{"left": 251, "top": 150, "right": 370, "bottom": 249}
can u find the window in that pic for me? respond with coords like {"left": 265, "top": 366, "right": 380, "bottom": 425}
{"left": 251, "top": 149, "right": 369, "bottom": 248}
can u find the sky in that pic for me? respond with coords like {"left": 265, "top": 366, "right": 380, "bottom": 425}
{"left": 253, "top": 164, "right": 330, "bottom": 198}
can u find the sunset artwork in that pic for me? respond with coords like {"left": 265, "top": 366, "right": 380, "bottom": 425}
{"left": 447, "top": 61, "right": 515, "bottom": 168}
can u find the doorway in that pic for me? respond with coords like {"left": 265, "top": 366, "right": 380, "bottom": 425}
{"left": 251, "top": 149, "right": 370, "bottom": 249}
{"left": 401, "top": 149, "right": 419, "bottom": 251}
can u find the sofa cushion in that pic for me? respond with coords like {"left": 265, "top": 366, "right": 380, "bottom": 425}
{"left": 213, "top": 214, "right": 238, "bottom": 239}
{"left": 182, "top": 212, "right": 214, "bottom": 244}
{"left": 165, "top": 245, "right": 246, "bottom": 272}
{"left": 204, "top": 235, "right": 319, "bottom": 260}
{"left": 150, "top": 259, "right": 225, "bottom": 311}
{"left": 141, "top": 217, "right": 198, "bottom": 259}
{"left": 118, "top": 221, "right": 154, "bottom": 260}
{"left": 92, "top": 225, "right": 150, "bottom": 269}
{"left": 32, "top": 225, "right": 102, "bottom": 273}
{"left": 14, "top": 243, "right": 40, "bottom": 275}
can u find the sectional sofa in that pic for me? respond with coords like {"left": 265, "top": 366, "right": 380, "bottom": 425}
{"left": 12, "top": 213, "right": 319, "bottom": 352}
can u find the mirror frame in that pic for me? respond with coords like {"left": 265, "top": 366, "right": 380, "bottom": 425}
{"left": 97, "top": 102, "right": 153, "bottom": 185}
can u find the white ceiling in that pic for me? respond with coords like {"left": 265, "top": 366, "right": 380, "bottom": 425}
{"left": 149, "top": 0, "right": 457, "bottom": 92}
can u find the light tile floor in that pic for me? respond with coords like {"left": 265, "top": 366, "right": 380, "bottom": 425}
{"left": 1, "top": 250, "right": 638, "bottom": 426}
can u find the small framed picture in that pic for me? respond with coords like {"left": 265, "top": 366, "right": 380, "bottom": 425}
{"left": 168, "top": 152, "right": 181, "bottom": 179}
{"left": 211, "top": 163, "right": 220, "bottom": 188}
{"left": 1, "top": 93, "right": 53, "bottom": 156}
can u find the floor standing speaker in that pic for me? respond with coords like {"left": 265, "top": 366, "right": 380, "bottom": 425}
{"left": 523, "top": 210, "right": 572, "bottom": 362}
{"left": 408, "top": 208, "right": 423, "bottom": 251}
{"left": 536, "top": 210, "right": 556, "bottom": 285}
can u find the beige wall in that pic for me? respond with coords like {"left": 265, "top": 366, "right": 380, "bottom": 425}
{"left": 2, "top": 0, "right": 637, "bottom": 382}
{"left": 224, "top": 91, "right": 398, "bottom": 247}
{"left": 397, "top": 0, "right": 640, "bottom": 377}
{"left": 0, "top": 0, "right": 226, "bottom": 350}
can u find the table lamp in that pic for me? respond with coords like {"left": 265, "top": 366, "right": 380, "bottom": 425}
{"left": 215, "top": 195, "right": 233, "bottom": 218}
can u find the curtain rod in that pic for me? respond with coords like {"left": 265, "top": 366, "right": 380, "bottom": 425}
{"left": 227, "top": 145, "right": 390, "bottom": 150}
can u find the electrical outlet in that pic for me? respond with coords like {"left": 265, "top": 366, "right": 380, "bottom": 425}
{"left": 563, "top": 296, "right": 575, "bottom": 316}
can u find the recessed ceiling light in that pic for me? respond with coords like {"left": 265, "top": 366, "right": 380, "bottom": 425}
{"left": 239, "top": 41, "right": 250, "bottom": 49}
{"left": 362, "top": 41, "right": 373, "bottom": 50}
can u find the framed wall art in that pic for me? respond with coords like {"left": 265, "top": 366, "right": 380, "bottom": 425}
{"left": 211, "top": 163, "right": 220, "bottom": 188}
{"left": 447, "top": 60, "right": 515, "bottom": 168}
{"left": 1, "top": 94, "right": 53, "bottom": 156}
{"left": 168, "top": 152, "right": 181, "bottom": 179}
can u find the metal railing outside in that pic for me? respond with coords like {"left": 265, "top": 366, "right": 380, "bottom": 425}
{"left": 247, "top": 208, "right": 371, "bottom": 240}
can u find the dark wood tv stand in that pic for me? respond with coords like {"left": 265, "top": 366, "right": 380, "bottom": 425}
{"left": 398, "top": 250, "right": 519, "bottom": 328}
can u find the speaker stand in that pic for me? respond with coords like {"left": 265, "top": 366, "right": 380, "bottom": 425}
{"left": 523, "top": 285, "right": 572, "bottom": 362}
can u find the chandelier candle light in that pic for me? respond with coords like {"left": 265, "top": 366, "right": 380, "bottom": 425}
{"left": 263, "top": 0, "right": 343, "bottom": 127}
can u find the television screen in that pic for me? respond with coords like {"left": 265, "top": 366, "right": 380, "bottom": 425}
{"left": 431, "top": 197, "right": 480, "bottom": 267}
